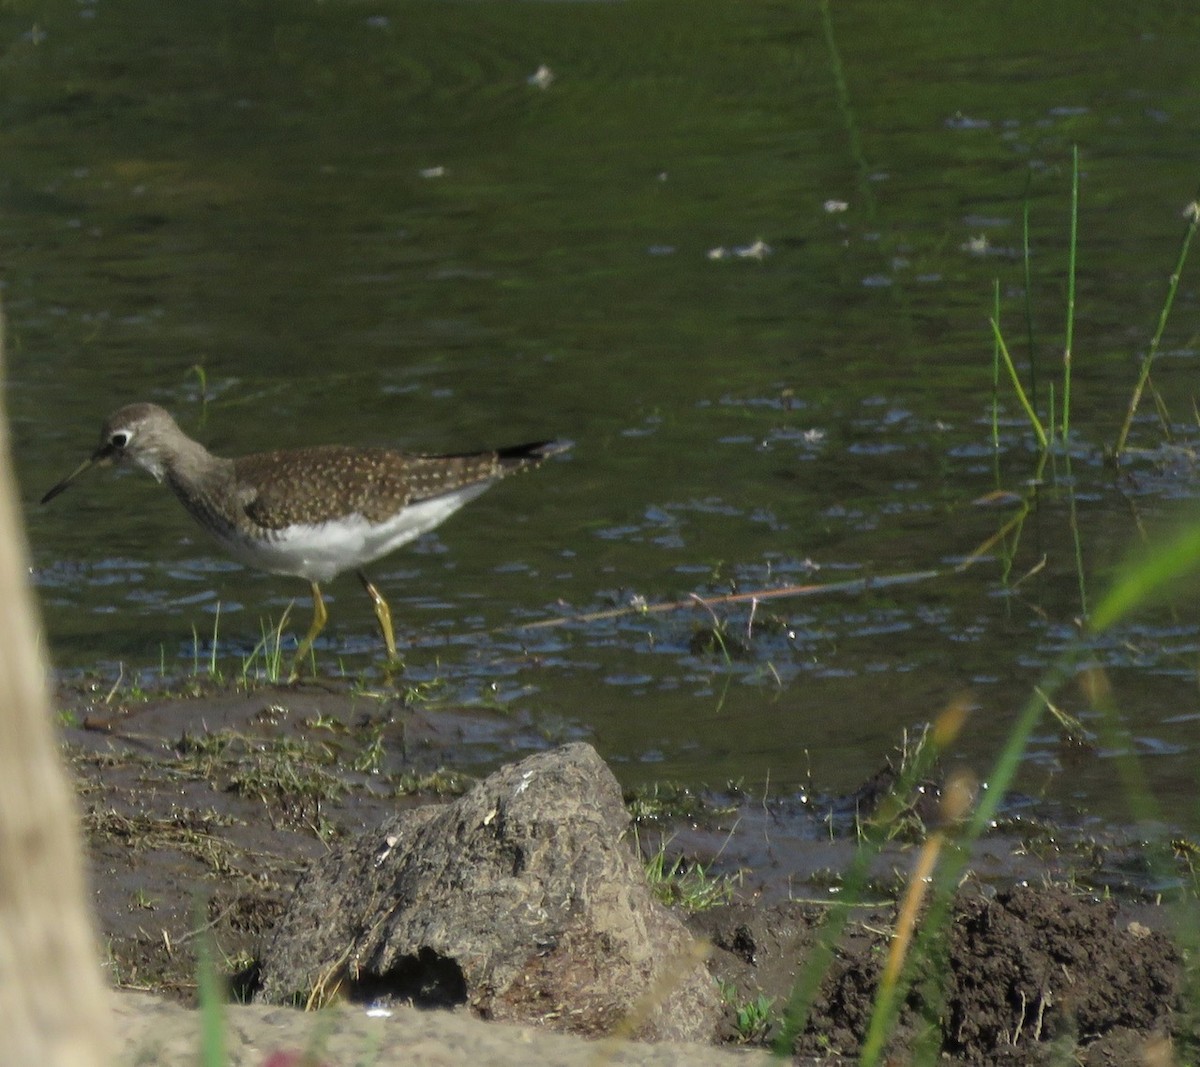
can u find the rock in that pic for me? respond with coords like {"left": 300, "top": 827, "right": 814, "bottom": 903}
{"left": 256, "top": 742, "right": 721, "bottom": 1043}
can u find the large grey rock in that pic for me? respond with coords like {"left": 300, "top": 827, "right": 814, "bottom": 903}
{"left": 257, "top": 743, "right": 721, "bottom": 1043}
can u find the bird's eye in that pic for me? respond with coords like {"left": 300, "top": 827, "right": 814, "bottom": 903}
{"left": 110, "top": 431, "right": 131, "bottom": 449}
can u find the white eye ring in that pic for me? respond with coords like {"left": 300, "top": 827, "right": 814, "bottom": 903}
{"left": 111, "top": 431, "right": 131, "bottom": 448}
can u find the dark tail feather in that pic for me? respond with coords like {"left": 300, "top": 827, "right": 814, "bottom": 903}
{"left": 496, "top": 439, "right": 572, "bottom": 471}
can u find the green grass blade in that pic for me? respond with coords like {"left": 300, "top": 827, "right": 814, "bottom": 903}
{"left": 1047, "top": 380, "right": 1056, "bottom": 444}
{"left": 209, "top": 601, "right": 221, "bottom": 678}
{"left": 196, "top": 907, "right": 225, "bottom": 1067}
{"left": 858, "top": 667, "right": 1070, "bottom": 1066}
{"left": 1113, "top": 197, "right": 1200, "bottom": 457}
{"left": 1021, "top": 179, "right": 1037, "bottom": 413}
{"left": 1064, "top": 453, "right": 1088, "bottom": 619}
{"left": 773, "top": 723, "right": 947, "bottom": 1055}
{"left": 989, "top": 318, "right": 1048, "bottom": 448}
{"left": 1090, "top": 520, "right": 1200, "bottom": 632}
{"left": 1061, "top": 145, "right": 1078, "bottom": 442}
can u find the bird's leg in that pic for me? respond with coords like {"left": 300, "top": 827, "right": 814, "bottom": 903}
{"left": 289, "top": 580, "right": 328, "bottom": 681}
{"left": 357, "top": 570, "right": 399, "bottom": 663}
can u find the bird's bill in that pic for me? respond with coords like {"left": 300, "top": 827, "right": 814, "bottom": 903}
{"left": 40, "top": 452, "right": 107, "bottom": 505}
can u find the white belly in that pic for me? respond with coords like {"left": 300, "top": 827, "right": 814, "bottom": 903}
{"left": 214, "top": 482, "right": 494, "bottom": 582}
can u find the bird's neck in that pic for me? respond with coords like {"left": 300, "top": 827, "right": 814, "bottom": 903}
{"left": 161, "top": 438, "right": 236, "bottom": 499}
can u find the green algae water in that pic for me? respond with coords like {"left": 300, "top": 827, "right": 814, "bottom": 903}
{"left": 8, "top": 0, "right": 1200, "bottom": 831}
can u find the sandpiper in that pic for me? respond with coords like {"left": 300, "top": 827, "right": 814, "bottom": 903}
{"left": 41, "top": 403, "right": 568, "bottom": 678}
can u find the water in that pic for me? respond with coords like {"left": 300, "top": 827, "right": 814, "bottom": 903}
{"left": 8, "top": 1, "right": 1200, "bottom": 831}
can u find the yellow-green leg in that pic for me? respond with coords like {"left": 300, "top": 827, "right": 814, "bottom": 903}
{"left": 288, "top": 580, "right": 328, "bottom": 681}
{"left": 357, "top": 570, "right": 399, "bottom": 663}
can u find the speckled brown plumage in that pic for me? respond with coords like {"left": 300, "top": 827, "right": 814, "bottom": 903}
{"left": 41, "top": 402, "right": 569, "bottom": 676}
{"left": 231, "top": 445, "right": 533, "bottom": 529}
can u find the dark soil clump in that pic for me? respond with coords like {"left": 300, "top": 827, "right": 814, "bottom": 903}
{"left": 696, "top": 885, "right": 1182, "bottom": 1065}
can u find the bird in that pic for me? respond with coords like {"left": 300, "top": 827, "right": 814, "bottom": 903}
{"left": 41, "top": 403, "right": 568, "bottom": 679}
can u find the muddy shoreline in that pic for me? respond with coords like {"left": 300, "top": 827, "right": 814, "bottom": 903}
{"left": 65, "top": 678, "right": 1189, "bottom": 1065}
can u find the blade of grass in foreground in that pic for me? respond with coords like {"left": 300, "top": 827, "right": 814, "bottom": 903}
{"left": 772, "top": 718, "right": 952, "bottom": 1056}
{"left": 857, "top": 668, "right": 1067, "bottom": 1067}
{"left": 861, "top": 520, "right": 1200, "bottom": 1062}
{"left": 196, "top": 912, "right": 224, "bottom": 1067}
{"left": 1089, "top": 521, "right": 1200, "bottom": 632}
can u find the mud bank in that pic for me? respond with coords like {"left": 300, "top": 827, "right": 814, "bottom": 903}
{"left": 64, "top": 681, "right": 1190, "bottom": 1065}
